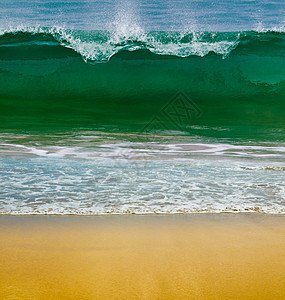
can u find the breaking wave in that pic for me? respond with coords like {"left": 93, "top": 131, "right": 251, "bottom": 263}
{"left": 0, "top": 26, "right": 284, "bottom": 62}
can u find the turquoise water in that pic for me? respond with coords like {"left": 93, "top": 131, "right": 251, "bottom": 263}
{"left": 1, "top": 0, "right": 284, "bottom": 31}
{"left": 0, "top": 1, "right": 284, "bottom": 214}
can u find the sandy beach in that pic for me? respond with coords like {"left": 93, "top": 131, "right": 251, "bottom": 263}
{"left": 0, "top": 214, "right": 284, "bottom": 299}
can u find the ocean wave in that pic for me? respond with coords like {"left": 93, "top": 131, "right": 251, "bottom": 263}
{"left": 0, "top": 26, "right": 284, "bottom": 133}
{"left": 0, "top": 26, "right": 284, "bottom": 63}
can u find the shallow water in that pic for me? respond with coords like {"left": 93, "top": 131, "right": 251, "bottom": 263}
{"left": 0, "top": 131, "right": 284, "bottom": 214}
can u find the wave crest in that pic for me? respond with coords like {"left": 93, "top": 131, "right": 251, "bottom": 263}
{"left": 0, "top": 26, "right": 284, "bottom": 63}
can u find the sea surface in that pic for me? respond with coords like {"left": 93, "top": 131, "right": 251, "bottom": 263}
{"left": 0, "top": 0, "right": 284, "bottom": 215}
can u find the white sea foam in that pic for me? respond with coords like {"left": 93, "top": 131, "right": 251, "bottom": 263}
{"left": 0, "top": 156, "right": 284, "bottom": 215}
{"left": 1, "top": 140, "right": 284, "bottom": 160}
{"left": 1, "top": 24, "right": 284, "bottom": 63}
{"left": 0, "top": 25, "right": 241, "bottom": 62}
{"left": 1, "top": 131, "right": 284, "bottom": 215}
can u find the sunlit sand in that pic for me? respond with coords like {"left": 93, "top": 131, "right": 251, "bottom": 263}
{"left": 0, "top": 214, "right": 284, "bottom": 299}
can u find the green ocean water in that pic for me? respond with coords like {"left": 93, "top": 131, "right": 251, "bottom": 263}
{"left": 0, "top": 29, "right": 284, "bottom": 139}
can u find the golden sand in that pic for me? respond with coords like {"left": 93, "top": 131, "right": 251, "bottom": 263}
{"left": 0, "top": 214, "right": 285, "bottom": 299}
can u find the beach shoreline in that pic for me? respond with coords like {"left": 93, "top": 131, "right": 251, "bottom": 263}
{"left": 1, "top": 213, "right": 284, "bottom": 299}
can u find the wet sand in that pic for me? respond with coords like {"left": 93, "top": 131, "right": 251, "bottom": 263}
{"left": 0, "top": 214, "right": 285, "bottom": 299}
